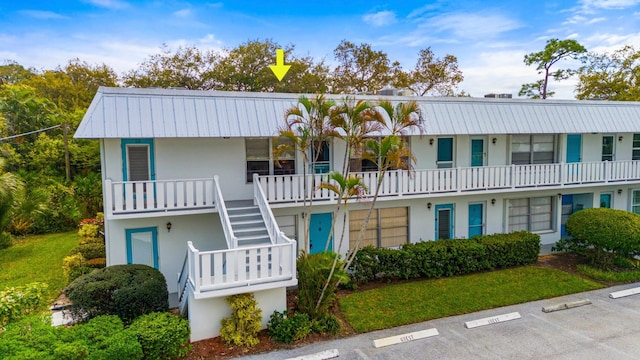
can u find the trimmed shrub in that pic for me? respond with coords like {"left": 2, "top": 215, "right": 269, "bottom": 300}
{"left": 128, "top": 312, "right": 190, "bottom": 360}
{"left": 0, "top": 231, "right": 12, "bottom": 249}
{"left": 267, "top": 310, "right": 312, "bottom": 343}
{"left": 86, "top": 257, "right": 106, "bottom": 269}
{"left": 64, "top": 264, "right": 169, "bottom": 324}
{"left": 297, "top": 252, "right": 349, "bottom": 319}
{"left": 564, "top": 208, "right": 640, "bottom": 268}
{"left": 68, "top": 243, "right": 106, "bottom": 260}
{"left": 0, "top": 282, "right": 48, "bottom": 327}
{"left": 349, "top": 231, "right": 540, "bottom": 283}
{"left": 62, "top": 254, "right": 89, "bottom": 282}
{"left": 311, "top": 314, "right": 340, "bottom": 335}
{"left": 0, "top": 314, "right": 144, "bottom": 360}
{"left": 220, "top": 293, "right": 262, "bottom": 347}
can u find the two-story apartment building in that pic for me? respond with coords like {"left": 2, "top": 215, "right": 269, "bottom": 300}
{"left": 75, "top": 87, "right": 640, "bottom": 341}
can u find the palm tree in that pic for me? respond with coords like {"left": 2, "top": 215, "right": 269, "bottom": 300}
{"left": 275, "top": 94, "right": 334, "bottom": 251}
{"left": 328, "top": 97, "right": 382, "bottom": 175}
{"left": 343, "top": 100, "right": 424, "bottom": 269}
{"left": 315, "top": 170, "right": 367, "bottom": 313}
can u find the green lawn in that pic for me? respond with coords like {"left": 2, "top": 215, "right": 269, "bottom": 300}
{"left": 339, "top": 266, "right": 604, "bottom": 332}
{"left": 0, "top": 232, "right": 79, "bottom": 304}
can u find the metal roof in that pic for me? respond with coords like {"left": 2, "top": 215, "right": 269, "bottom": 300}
{"left": 74, "top": 87, "right": 640, "bottom": 139}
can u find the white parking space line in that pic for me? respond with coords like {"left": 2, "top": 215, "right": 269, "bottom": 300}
{"left": 464, "top": 312, "right": 521, "bottom": 329}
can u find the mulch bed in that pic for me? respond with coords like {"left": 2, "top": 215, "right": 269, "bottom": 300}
{"left": 184, "top": 252, "right": 586, "bottom": 359}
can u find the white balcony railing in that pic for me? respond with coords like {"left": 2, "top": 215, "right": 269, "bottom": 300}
{"left": 185, "top": 240, "right": 296, "bottom": 295}
{"left": 257, "top": 160, "right": 640, "bottom": 203}
{"left": 104, "top": 178, "right": 216, "bottom": 217}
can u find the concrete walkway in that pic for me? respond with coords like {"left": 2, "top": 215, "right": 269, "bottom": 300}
{"left": 246, "top": 282, "right": 640, "bottom": 360}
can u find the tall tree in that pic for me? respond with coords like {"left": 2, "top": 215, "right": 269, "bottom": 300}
{"left": 331, "top": 40, "right": 399, "bottom": 94}
{"left": 0, "top": 61, "right": 35, "bottom": 85}
{"left": 22, "top": 59, "right": 118, "bottom": 112}
{"left": 124, "top": 45, "right": 219, "bottom": 90}
{"left": 213, "top": 39, "right": 329, "bottom": 93}
{"left": 520, "top": 38, "right": 586, "bottom": 99}
{"left": 576, "top": 45, "right": 640, "bottom": 101}
{"left": 393, "top": 47, "right": 464, "bottom": 96}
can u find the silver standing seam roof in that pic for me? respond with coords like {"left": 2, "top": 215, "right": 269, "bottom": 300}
{"left": 74, "top": 86, "right": 640, "bottom": 139}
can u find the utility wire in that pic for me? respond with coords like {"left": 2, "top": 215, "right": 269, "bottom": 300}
{"left": 0, "top": 124, "right": 62, "bottom": 141}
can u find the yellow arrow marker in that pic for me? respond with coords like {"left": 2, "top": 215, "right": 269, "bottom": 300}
{"left": 269, "top": 49, "right": 291, "bottom": 81}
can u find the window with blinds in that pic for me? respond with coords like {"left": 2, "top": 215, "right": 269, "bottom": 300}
{"left": 127, "top": 145, "right": 150, "bottom": 181}
{"left": 349, "top": 207, "right": 408, "bottom": 249}
{"left": 508, "top": 196, "right": 553, "bottom": 232}
{"left": 633, "top": 134, "right": 640, "bottom": 161}
{"left": 246, "top": 137, "right": 296, "bottom": 182}
{"left": 511, "top": 135, "right": 555, "bottom": 164}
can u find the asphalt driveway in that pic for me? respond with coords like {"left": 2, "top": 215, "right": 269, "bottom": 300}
{"left": 246, "top": 282, "right": 640, "bottom": 360}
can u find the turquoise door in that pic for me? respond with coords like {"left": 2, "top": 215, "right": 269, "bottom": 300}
{"left": 435, "top": 204, "right": 454, "bottom": 240}
{"left": 600, "top": 193, "right": 611, "bottom": 208}
{"left": 309, "top": 213, "right": 333, "bottom": 254}
{"left": 437, "top": 138, "right": 453, "bottom": 168}
{"left": 471, "top": 139, "right": 484, "bottom": 167}
{"left": 126, "top": 227, "right": 158, "bottom": 269}
{"left": 468, "top": 203, "right": 483, "bottom": 238}
{"left": 566, "top": 134, "right": 582, "bottom": 163}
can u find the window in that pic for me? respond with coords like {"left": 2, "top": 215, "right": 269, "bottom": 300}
{"left": 312, "top": 141, "right": 330, "bottom": 174}
{"left": 508, "top": 196, "right": 553, "bottom": 232}
{"left": 437, "top": 137, "right": 453, "bottom": 168}
{"left": 602, "top": 135, "right": 614, "bottom": 161}
{"left": 349, "top": 207, "right": 408, "bottom": 249}
{"left": 246, "top": 137, "right": 295, "bottom": 182}
{"left": 633, "top": 134, "right": 640, "bottom": 161}
{"left": 511, "top": 135, "right": 555, "bottom": 164}
{"left": 632, "top": 190, "right": 640, "bottom": 215}
{"left": 352, "top": 136, "right": 410, "bottom": 172}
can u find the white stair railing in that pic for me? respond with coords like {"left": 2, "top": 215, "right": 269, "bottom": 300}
{"left": 254, "top": 173, "right": 294, "bottom": 245}
{"left": 213, "top": 175, "right": 238, "bottom": 249}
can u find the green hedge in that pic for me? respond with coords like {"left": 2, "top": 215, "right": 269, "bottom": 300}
{"left": 349, "top": 231, "right": 540, "bottom": 283}
{"left": 64, "top": 264, "right": 168, "bottom": 324}
{"left": 68, "top": 243, "right": 106, "bottom": 260}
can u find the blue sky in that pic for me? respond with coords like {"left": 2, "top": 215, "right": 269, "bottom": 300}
{"left": 1, "top": 0, "right": 640, "bottom": 98}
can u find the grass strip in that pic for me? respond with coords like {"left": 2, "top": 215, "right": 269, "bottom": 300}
{"left": 0, "top": 232, "right": 79, "bottom": 304}
{"left": 577, "top": 264, "right": 640, "bottom": 283}
{"left": 339, "top": 266, "right": 603, "bottom": 332}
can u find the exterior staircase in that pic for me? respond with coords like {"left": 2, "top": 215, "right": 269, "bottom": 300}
{"left": 226, "top": 200, "right": 271, "bottom": 247}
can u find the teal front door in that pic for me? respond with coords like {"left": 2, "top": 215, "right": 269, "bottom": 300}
{"left": 600, "top": 193, "right": 612, "bottom": 208}
{"left": 126, "top": 227, "right": 158, "bottom": 269}
{"left": 468, "top": 203, "right": 483, "bottom": 238}
{"left": 566, "top": 134, "right": 582, "bottom": 163}
{"left": 435, "top": 204, "right": 454, "bottom": 240}
{"left": 309, "top": 213, "right": 333, "bottom": 254}
{"left": 471, "top": 139, "right": 484, "bottom": 167}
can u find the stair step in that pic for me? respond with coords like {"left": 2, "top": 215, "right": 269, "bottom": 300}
{"left": 236, "top": 234, "right": 271, "bottom": 242}
{"left": 229, "top": 213, "right": 262, "bottom": 219}
{"left": 234, "top": 227, "right": 268, "bottom": 234}
{"left": 227, "top": 206, "right": 259, "bottom": 212}
{"left": 230, "top": 219, "right": 264, "bottom": 226}
{"left": 237, "top": 238, "right": 272, "bottom": 246}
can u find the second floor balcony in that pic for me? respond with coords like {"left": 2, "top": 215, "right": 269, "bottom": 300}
{"left": 257, "top": 160, "right": 640, "bottom": 204}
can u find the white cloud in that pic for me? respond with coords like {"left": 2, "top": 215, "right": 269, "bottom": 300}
{"left": 173, "top": 8, "right": 191, "bottom": 18}
{"left": 84, "top": 0, "right": 129, "bottom": 9}
{"left": 580, "top": 0, "right": 640, "bottom": 9}
{"left": 19, "top": 10, "right": 68, "bottom": 19}
{"left": 362, "top": 11, "right": 397, "bottom": 27}
{"left": 423, "top": 12, "right": 522, "bottom": 40}
{"left": 407, "top": 4, "right": 438, "bottom": 19}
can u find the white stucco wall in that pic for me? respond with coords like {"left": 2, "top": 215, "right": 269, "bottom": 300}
{"left": 188, "top": 287, "right": 286, "bottom": 342}
{"left": 105, "top": 213, "right": 225, "bottom": 293}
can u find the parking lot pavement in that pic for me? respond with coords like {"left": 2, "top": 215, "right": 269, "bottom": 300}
{"left": 245, "top": 282, "right": 640, "bottom": 360}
